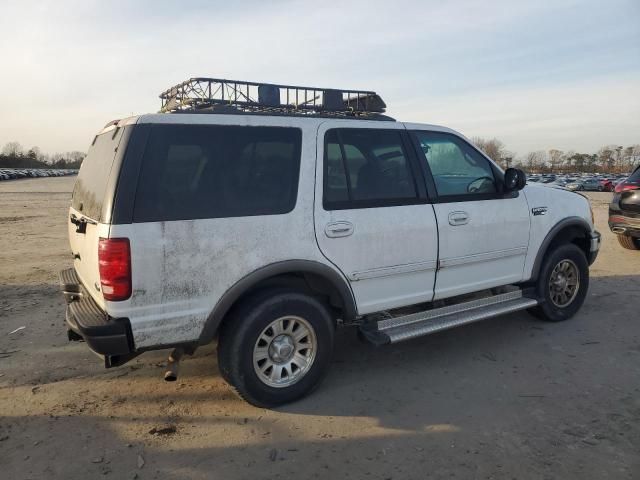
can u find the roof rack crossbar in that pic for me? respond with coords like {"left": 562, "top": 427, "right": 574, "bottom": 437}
{"left": 159, "top": 77, "right": 387, "bottom": 118}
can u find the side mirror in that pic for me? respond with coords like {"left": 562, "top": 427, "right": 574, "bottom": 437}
{"left": 516, "top": 169, "right": 526, "bottom": 190}
{"left": 504, "top": 168, "right": 526, "bottom": 192}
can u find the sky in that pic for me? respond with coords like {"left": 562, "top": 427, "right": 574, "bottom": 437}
{"left": 0, "top": 0, "right": 638, "bottom": 157}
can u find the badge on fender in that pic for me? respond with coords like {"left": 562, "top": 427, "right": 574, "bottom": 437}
{"left": 532, "top": 207, "right": 548, "bottom": 216}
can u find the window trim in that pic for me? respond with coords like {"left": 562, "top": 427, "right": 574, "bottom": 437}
{"left": 322, "top": 128, "right": 427, "bottom": 211}
{"left": 407, "top": 130, "right": 518, "bottom": 204}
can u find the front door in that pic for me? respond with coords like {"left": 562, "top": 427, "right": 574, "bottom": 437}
{"left": 314, "top": 123, "right": 438, "bottom": 315}
{"left": 409, "top": 130, "right": 531, "bottom": 300}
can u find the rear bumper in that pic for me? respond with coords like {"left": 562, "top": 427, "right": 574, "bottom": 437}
{"left": 59, "top": 268, "right": 134, "bottom": 358}
{"left": 587, "top": 231, "right": 601, "bottom": 265}
{"left": 608, "top": 212, "right": 640, "bottom": 238}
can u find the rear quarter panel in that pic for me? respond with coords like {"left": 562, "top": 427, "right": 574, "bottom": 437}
{"left": 106, "top": 115, "right": 332, "bottom": 349}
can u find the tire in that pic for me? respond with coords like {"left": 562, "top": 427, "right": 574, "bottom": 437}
{"left": 217, "top": 289, "right": 335, "bottom": 407}
{"left": 528, "top": 243, "right": 589, "bottom": 322}
{"left": 617, "top": 235, "right": 640, "bottom": 250}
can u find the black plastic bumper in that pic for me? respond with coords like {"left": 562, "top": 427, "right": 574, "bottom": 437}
{"left": 59, "top": 268, "right": 133, "bottom": 357}
{"left": 586, "top": 231, "right": 601, "bottom": 265}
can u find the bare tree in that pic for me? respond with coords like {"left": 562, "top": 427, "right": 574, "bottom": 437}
{"left": 597, "top": 146, "right": 616, "bottom": 171}
{"left": 471, "top": 137, "right": 512, "bottom": 167}
{"left": 2, "top": 141, "right": 23, "bottom": 157}
{"left": 523, "top": 151, "right": 546, "bottom": 172}
{"left": 548, "top": 149, "right": 565, "bottom": 172}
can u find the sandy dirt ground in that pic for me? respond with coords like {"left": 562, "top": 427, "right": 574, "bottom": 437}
{"left": 0, "top": 177, "right": 638, "bottom": 480}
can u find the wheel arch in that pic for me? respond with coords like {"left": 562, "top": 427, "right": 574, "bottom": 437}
{"left": 198, "top": 260, "right": 357, "bottom": 345}
{"left": 530, "top": 216, "right": 592, "bottom": 282}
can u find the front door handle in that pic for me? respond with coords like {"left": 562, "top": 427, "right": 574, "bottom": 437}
{"left": 325, "top": 221, "right": 354, "bottom": 238}
{"left": 448, "top": 211, "right": 469, "bottom": 226}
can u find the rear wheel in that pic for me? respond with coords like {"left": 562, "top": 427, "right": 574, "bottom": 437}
{"left": 528, "top": 244, "right": 589, "bottom": 322}
{"left": 217, "top": 290, "right": 335, "bottom": 407}
{"left": 617, "top": 235, "right": 640, "bottom": 250}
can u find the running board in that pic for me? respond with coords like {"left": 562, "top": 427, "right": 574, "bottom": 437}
{"left": 359, "top": 290, "right": 538, "bottom": 345}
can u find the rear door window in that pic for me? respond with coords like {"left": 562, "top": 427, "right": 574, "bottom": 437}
{"left": 323, "top": 128, "right": 419, "bottom": 209}
{"left": 71, "top": 127, "right": 124, "bottom": 221}
{"left": 132, "top": 125, "right": 302, "bottom": 222}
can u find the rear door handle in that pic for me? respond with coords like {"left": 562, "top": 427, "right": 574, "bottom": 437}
{"left": 325, "top": 221, "right": 354, "bottom": 238}
{"left": 448, "top": 211, "right": 469, "bottom": 226}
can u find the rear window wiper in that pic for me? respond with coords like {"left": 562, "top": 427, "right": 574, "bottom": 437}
{"left": 70, "top": 213, "right": 97, "bottom": 234}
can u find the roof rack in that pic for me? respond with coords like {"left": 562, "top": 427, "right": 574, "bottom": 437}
{"left": 159, "top": 77, "right": 390, "bottom": 119}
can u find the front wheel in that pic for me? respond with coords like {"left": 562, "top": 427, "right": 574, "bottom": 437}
{"left": 617, "top": 235, "right": 640, "bottom": 250}
{"left": 528, "top": 244, "right": 589, "bottom": 322}
{"left": 217, "top": 290, "right": 335, "bottom": 407}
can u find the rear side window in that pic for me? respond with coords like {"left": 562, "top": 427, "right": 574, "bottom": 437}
{"left": 323, "top": 129, "right": 419, "bottom": 210}
{"left": 133, "top": 125, "right": 302, "bottom": 222}
{"left": 72, "top": 127, "right": 124, "bottom": 221}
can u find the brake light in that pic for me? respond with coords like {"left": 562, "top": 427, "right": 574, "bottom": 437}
{"left": 615, "top": 183, "right": 639, "bottom": 193}
{"left": 98, "top": 238, "right": 131, "bottom": 301}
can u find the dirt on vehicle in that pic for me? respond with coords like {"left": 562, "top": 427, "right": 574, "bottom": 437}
{"left": 1, "top": 177, "right": 639, "bottom": 479}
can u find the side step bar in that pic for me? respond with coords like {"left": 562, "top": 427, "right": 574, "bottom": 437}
{"left": 359, "top": 290, "right": 538, "bottom": 345}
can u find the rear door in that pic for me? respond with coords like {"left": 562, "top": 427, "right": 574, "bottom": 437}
{"left": 408, "top": 129, "right": 531, "bottom": 300}
{"left": 68, "top": 126, "right": 125, "bottom": 307}
{"left": 314, "top": 122, "right": 438, "bottom": 315}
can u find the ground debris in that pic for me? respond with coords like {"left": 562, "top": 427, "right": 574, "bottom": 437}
{"left": 8, "top": 326, "right": 25, "bottom": 335}
{"left": 269, "top": 448, "right": 278, "bottom": 461}
{"left": 149, "top": 425, "right": 177, "bottom": 436}
{"left": 137, "top": 454, "right": 145, "bottom": 469}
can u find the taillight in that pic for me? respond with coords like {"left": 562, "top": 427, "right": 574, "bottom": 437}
{"left": 98, "top": 238, "right": 131, "bottom": 301}
{"left": 615, "top": 183, "right": 639, "bottom": 193}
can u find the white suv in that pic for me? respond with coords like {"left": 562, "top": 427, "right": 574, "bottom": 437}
{"left": 60, "top": 78, "right": 600, "bottom": 407}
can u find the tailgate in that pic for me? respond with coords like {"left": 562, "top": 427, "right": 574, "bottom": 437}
{"left": 67, "top": 126, "right": 125, "bottom": 308}
{"left": 68, "top": 207, "right": 111, "bottom": 308}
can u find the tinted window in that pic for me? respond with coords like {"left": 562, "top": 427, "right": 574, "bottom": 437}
{"left": 72, "top": 127, "right": 124, "bottom": 221}
{"left": 324, "top": 129, "right": 418, "bottom": 209}
{"left": 628, "top": 167, "right": 640, "bottom": 182}
{"left": 413, "top": 131, "right": 497, "bottom": 197}
{"left": 133, "top": 125, "right": 301, "bottom": 222}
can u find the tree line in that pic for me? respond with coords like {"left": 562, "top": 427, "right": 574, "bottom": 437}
{"left": 0, "top": 141, "right": 85, "bottom": 169}
{"left": 2, "top": 137, "right": 639, "bottom": 174}
{"left": 472, "top": 138, "right": 640, "bottom": 174}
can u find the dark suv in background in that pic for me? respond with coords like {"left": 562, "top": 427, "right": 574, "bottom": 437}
{"left": 609, "top": 165, "right": 640, "bottom": 250}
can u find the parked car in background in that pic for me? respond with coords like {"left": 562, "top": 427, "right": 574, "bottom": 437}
{"left": 550, "top": 178, "right": 570, "bottom": 188}
{"left": 599, "top": 179, "right": 614, "bottom": 192}
{"left": 609, "top": 165, "right": 640, "bottom": 250}
{"left": 0, "top": 168, "right": 78, "bottom": 181}
{"left": 540, "top": 175, "right": 556, "bottom": 184}
{"left": 580, "top": 178, "right": 604, "bottom": 191}
{"left": 566, "top": 180, "right": 585, "bottom": 191}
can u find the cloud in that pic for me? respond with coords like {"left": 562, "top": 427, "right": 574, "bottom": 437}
{"left": 0, "top": 0, "right": 638, "bottom": 153}
{"left": 396, "top": 75, "right": 640, "bottom": 155}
